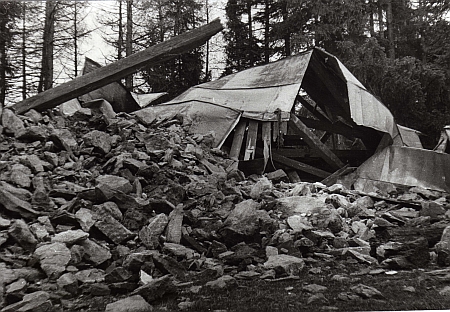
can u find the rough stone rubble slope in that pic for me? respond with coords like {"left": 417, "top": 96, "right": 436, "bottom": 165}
{"left": 0, "top": 103, "right": 450, "bottom": 311}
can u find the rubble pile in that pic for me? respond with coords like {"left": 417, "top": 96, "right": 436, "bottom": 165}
{"left": 0, "top": 102, "right": 450, "bottom": 311}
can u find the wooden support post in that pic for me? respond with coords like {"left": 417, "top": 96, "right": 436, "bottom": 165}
{"left": 262, "top": 122, "right": 271, "bottom": 168}
{"left": 265, "top": 149, "right": 331, "bottom": 178}
{"left": 289, "top": 113, "right": 345, "bottom": 170}
{"left": 296, "top": 95, "right": 330, "bottom": 122}
{"left": 229, "top": 120, "right": 247, "bottom": 160}
{"left": 320, "top": 164, "right": 352, "bottom": 186}
{"left": 11, "top": 19, "right": 223, "bottom": 114}
{"left": 244, "top": 120, "right": 258, "bottom": 160}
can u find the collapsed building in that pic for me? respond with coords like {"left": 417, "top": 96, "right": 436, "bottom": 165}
{"left": 133, "top": 48, "right": 450, "bottom": 194}
{"left": 10, "top": 19, "right": 450, "bottom": 194}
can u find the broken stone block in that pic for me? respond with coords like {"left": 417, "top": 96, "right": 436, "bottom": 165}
{"left": 51, "top": 229, "right": 89, "bottom": 245}
{"left": 0, "top": 188, "right": 39, "bottom": 219}
{"left": 0, "top": 290, "right": 52, "bottom": 312}
{"left": 275, "top": 196, "right": 343, "bottom": 233}
{"left": 29, "top": 223, "right": 50, "bottom": 241}
{"left": 94, "top": 213, "right": 134, "bottom": 245}
{"left": 163, "top": 243, "right": 196, "bottom": 259}
{"left": 153, "top": 253, "right": 187, "bottom": 281}
{"left": 15, "top": 126, "right": 48, "bottom": 142}
{"left": 266, "top": 169, "right": 288, "bottom": 182}
{"left": 105, "top": 295, "right": 153, "bottom": 312}
{"left": 264, "top": 254, "right": 305, "bottom": 276}
{"left": 133, "top": 275, "right": 176, "bottom": 303}
{"left": 139, "top": 213, "right": 168, "bottom": 249}
{"left": 74, "top": 268, "right": 105, "bottom": 284}
{"left": 303, "top": 283, "right": 328, "bottom": 293}
{"left": 2, "top": 109, "right": 25, "bottom": 136}
{"left": 0, "top": 181, "right": 32, "bottom": 202}
{"left": 50, "top": 128, "right": 78, "bottom": 152}
{"left": 57, "top": 272, "right": 78, "bottom": 295}
{"left": 219, "top": 199, "right": 277, "bottom": 246}
{"left": 249, "top": 176, "right": 273, "bottom": 199}
{"left": 435, "top": 225, "right": 450, "bottom": 266}
{"left": 93, "top": 201, "right": 123, "bottom": 221}
{"left": 82, "top": 130, "right": 112, "bottom": 154}
{"left": 5, "top": 278, "right": 27, "bottom": 302}
{"left": 350, "top": 284, "right": 385, "bottom": 299}
{"left": 8, "top": 219, "right": 38, "bottom": 251}
{"left": 95, "top": 174, "right": 133, "bottom": 195}
{"left": 75, "top": 208, "right": 96, "bottom": 232}
{"left": 9, "top": 163, "right": 32, "bottom": 188}
{"left": 420, "top": 202, "right": 446, "bottom": 222}
{"left": 105, "top": 267, "right": 133, "bottom": 283}
{"left": 205, "top": 275, "right": 237, "bottom": 290}
{"left": 34, "top": 242, "right": 71, "bottom": 279}
{"left": 79, "top": 239, "right": 112, "bottom": 266}
{"left": 165, "top": 205, "right": 184, "bottom": 244}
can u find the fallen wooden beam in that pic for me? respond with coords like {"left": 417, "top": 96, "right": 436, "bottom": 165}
{"left": 257, "top": 147, "right": 331, "bottom": 179}
{"left": 11, "top": 19, "right": 224, "bottom": 115}
{"left": 288, "top": 113, "right": 345, "bottom": 170}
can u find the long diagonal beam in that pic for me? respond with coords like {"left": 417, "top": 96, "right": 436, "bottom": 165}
{"left": 11, "top": 19, "right": 223, "bottom": 115}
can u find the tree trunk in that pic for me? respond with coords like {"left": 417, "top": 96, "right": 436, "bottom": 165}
{"left": 282, "top": 0, "right": 290, "bottom": 57}
{"left": 118, "top": 0, "right": 123, "bottom": 59}
{"left": 369, "top": 0, "right": 375, "bottom": 37}
{"left": 0, "top": 10, "right": 6, "bottom": 107}
{"left": 263, "top": 0, "right": 270, "bottom": 63}
{"left": 378, "top": 0, "right": 384, "bottom": 38}
{"left": 247, "top": 0, "right": 255, "bottom": 65}
{"left": 125, "top": 0, "right": 133, "bottom": 90}
{"left": 74, "top": 1, "right": 78, "bottom": 77}
{"left": 386, "top": 0, "right": 395, "bottom": 59}
{"left": 21, "top": 3, "right": 26, "bottom": 99}
{"left": 38, "top": 0, "right": 56, "bottom": 92}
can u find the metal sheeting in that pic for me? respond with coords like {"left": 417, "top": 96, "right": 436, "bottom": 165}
{"left": 331, "top": 55, "right": 399, "bottom": 139}
{"left": 137, "top": 102, "right": 241, "bottom": 148}
{"left": 167, "top": 52, "right": 312, "bottom": 121}
{"left": 394, "top": 125, "right": 423, "bottom": 149}
{"left": 355, "top": 146, "right": 450, "bottom": 192}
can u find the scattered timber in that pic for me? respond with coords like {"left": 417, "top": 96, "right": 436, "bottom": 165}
{"left": 11, "top": 19, "right": 223, "bottom": 115}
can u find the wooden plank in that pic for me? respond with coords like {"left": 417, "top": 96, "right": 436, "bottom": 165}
{"left": 244, "top": 120, "right": 258, "bottom": 160}
{"left": 320, "top": 164, "right": 351, "bottom": 186}
{"left": 11, "top": 19, "right": 224, "bottom": 115}
{"left": 256, "top": 147, "right": 331, "bottom": 178}
{"left": 289, "top": 113, "right": 345, "bottom": 170}
{"left": 296, "top": 95, "right": 330, "bottom": 122}
{"left": 262, "top": 122, "right": 271, "bottom": 168}
{"left": 229, "top": 120, "right": 247, "bottom": 160}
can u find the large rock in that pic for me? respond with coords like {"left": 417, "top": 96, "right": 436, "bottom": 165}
{"left": 0, "top": 290, "right": 52, "bottom": 312}
{"left": 79, "top": 239, "right": 111, "bottom": 265}
{"left": 264, "top": 254, "right": 305, "bottom": 276}
{"left": 2, "top": 109, "right": 25, "bottom": 136}
{"left": 34, "top": 242, "right": 71, "bottom": 279}
{"left": 165, "top": 206, "right": 183, "bottom": 244}
{"left": 219, "top": 199, "right": 277, "bottom": 246}
{"left": 139, "top": 213, "right": 168, "bottom": 249}
{"left": 82, "top": 130, "right": 112, "bottom": 154}
{"left": 95, "top": 174, "right": 133, "bottom": 195}
{"left": 205, "top": 275, "right": 238, "bottom": 290}
{"left": 94, "top": 213, "right": 134, "bottom": 244}
{"left": 15, "top": 125, "right": 48, "bottom": 142}
{"left": 132, "top": 275, "right": 176, "bottom": 303}
{"left": 9, "top": 164, "right": 32, "bottom": 188}
{"left": 435, "top": 225, "right": 450, "bottom": 266}
{"left": 274, "top": 196, "right": 343, "bottom": 233}
{"left": 0, "top": 189, "right": 39, "bottom": 219}
{"left": 105, "top": 295, "right": 153, "bottom": 312}
{"left": 51, "top": 229, "right": 89, "bottom": 245}
{"left": 8, "top": 219, "right": 37, "bottom": 251}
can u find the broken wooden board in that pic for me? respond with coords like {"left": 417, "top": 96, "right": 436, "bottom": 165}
{"left": 229, "top": 120, "right": 247, "bottom": 160}
{"left": 79, "top": 57, "right": 141, "bottom": 113}
{"left": 244, "top": 120, "right": 258, "bottom": 160}
{"left": 320, "top": 164, "right": 353, "bottom": 186}
{"left": 11, "top": 19, "right": 223, "bottom": 115}
{"left": 257, "top": 147, "right": 331, "bottom": 178}
{"left": 289, "top": 113, "right": 345, "bottom": 170}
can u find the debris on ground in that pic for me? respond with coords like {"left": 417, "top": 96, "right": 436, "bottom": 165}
{"left": 0, "top": 102, "right": 450, "bottom": 311}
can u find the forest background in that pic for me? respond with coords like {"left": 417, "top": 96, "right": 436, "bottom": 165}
{"left": 1, "top": 0, "right": 450, "bottom": 147}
